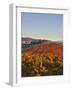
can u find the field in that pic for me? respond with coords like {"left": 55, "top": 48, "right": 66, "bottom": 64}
{"left": 21, "top": 38, "right": 63, "bottom": 77}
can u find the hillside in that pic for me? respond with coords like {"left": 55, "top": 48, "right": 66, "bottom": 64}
{"left": 23, "top": 42, "right": 63, "bottom": 58}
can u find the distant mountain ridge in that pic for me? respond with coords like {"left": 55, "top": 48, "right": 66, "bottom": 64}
{"left": 22, "top": 37, "right": 62, "bottom": 44}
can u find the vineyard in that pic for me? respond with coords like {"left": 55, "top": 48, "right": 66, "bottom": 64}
{"left": 21, "top": 54, "right": 63, "bottom": 77}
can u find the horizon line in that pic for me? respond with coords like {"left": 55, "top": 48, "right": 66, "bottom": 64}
{"left": 21, "top": 36, "right": 63, "bottom": 42}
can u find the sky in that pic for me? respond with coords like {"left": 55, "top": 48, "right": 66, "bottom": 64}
{"left": 21, "top": 12, "right": 63, "bottom": 41}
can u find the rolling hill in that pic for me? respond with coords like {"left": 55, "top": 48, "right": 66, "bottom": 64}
{"left": 22, "top": 37, "right": 63, "bottom": 58}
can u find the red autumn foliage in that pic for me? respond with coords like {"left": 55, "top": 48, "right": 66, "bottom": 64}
{"left": 23, "top": 42, "right": 63, "bottom": 58}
